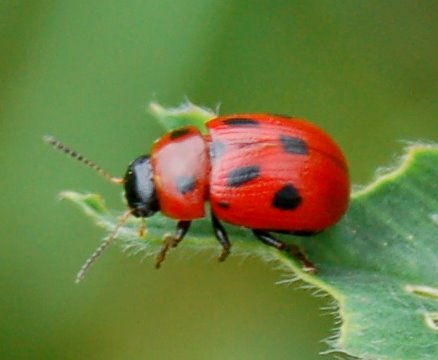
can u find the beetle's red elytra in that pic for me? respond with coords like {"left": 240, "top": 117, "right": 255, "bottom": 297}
{"left": 45, "top": 113, "right": 350, "bottom": 281}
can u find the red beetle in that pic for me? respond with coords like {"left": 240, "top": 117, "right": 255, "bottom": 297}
{"left": 46, "top": 114, "right": 349, "bottom": 281}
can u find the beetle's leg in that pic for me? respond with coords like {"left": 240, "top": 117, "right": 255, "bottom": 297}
{"left": 138, "top": 217, "right": 146, "bottom": 238}
{"left": 211, "top": 212, "right": 231, "bottom": 262}
{"left": 155, "top": 220, "right": 191, "bottom": 269}
{"left": 252, "top": 230, "right": 316, "bottom": 273}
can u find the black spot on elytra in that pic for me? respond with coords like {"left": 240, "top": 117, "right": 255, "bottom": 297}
{"left": 227, "top": 165, "right": 260, "bottom": 187}
{"left": 223, "top": 118, "right": 259, "bottom": 127}
{"left": 170, "top": 128, "right": 190, "bottom": 140}
{"left": 272, "top": 184, "right": 302, "bottom": 210}
{"left": 217, "top": 201, "right": 230, "bottom": 209}
{"left": 176, "top": 175, "right": 196, "bottom": 194}
{"left": 279, "top": 135, "right": 308, "bottom": 155}
{"left": 209, "top": 140, "right": 225, "bottom": 162}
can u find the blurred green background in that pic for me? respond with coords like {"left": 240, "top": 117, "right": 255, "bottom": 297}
{"left": 1, "top": 1, "right": 436, "bottom": 359}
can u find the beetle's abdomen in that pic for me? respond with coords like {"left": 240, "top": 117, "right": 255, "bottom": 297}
{"left": 206, "top": 114, "right": 350, "bottom": 231}
{"left": 151, "top": 126, "right": 209, "bottom": 220}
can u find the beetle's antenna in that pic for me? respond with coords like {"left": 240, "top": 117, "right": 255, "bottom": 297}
{"left": 43, "top": 135, "right": 124, "bottom": 185}
{"left": 75, "top": 209, "right": 133, "bottom": 283}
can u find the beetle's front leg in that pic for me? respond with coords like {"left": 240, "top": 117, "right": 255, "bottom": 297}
{"left": 155, "top": 220, "right": 191, "bottom": 269}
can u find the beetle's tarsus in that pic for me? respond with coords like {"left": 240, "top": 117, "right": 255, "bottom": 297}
{"left": 288, "top": 244, "right": 316, "bottom": 273}
{"left": 218, "top": 243, "right": 231, "bottom": 262}
{"left": 155, "top": 233, "right": 176, "bottom": 269}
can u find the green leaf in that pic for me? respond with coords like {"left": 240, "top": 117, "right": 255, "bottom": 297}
{"left": 302, "top": 144, "right": 438, "bottom": 360}
{"left": 62, "top": 103, "right": 438, "bottom": 360}
{"left": 148, "top": 101, "right": 217, "bottom": 133}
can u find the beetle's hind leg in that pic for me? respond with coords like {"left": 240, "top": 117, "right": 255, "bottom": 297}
{"left": 252, "top": 230, "right": 316, "bottom": 273}
{"left": 156, "top": 220, "right": 191, "bottom": 269}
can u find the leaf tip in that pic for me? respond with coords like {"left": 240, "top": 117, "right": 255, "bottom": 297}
{"left": 60, "top": 191, "right": 109, "bottom": 215}
{"left": 148, "top": 101, "right": 165, "bottom": 117}
{"left": 59, "top": 190, "right": 79, "bottom": 201}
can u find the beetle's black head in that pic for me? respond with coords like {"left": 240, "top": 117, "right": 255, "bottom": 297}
{"left": 124, "top": 155, "right": 159, "bottom": 218}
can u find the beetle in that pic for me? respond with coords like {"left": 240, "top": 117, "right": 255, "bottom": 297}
{"left": 45, "top": 113, "right": 349, "bottom": 282}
